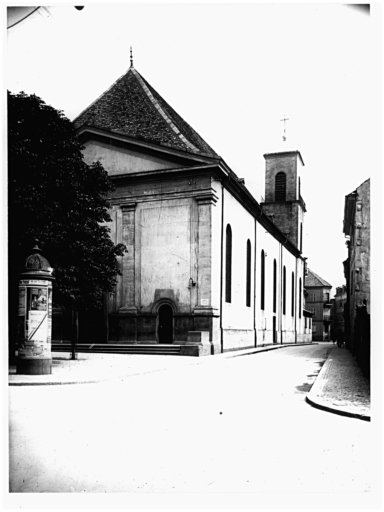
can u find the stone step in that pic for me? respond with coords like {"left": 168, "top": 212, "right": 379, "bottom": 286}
{"left": 51, "top": 343, "right": 182, "bottom": 355}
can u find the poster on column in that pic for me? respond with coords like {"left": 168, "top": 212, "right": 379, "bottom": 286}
{"left": 27, "top": 287, "right": 48, "bottom": 342}
{"left": 28, "top": 311, "right": 48, "bottom": 341}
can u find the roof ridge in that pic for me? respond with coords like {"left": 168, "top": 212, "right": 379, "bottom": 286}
{"left": 131, "top": 68, "right": 199, "bottom": 153}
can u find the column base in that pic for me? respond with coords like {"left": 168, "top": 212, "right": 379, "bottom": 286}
{"left": 16, "top": 357, "right": 52, "bottom": 375}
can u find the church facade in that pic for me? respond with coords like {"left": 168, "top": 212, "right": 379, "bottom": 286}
{"left": 71, "top": 61, "right": 311, "bottom": 354}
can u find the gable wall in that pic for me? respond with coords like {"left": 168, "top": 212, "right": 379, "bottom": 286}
{"left": 82, "top": 139, "right": 187, "bottom": 175}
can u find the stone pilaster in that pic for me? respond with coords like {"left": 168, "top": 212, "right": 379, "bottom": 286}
{"left": 120, "top": 203, "right": 137, "bottom": 313}
{"left": 194, "top": 194, "right": 217, "bottom": 311}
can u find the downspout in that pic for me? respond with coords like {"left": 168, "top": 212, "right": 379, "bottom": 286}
{"left": 295, "top": 256, "right": 298, "bottom": 343}
{"left": 280, "top": 243, "right": 283, "bottom": 344}
{"left": 253, "top": 215, "right": 257, "bottom": 347}
{"left": 219, "top": 183, "right": 225, "bottom": 353}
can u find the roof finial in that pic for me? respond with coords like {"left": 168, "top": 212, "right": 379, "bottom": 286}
{"left": 130, "top": 46, "right": 134, "bottom": 68}
{"left": 280, "top": 115, "right": 289, "bottom": 142}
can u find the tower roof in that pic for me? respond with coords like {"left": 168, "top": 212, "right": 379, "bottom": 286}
{"left": 305, "top": 269, "right": 332, "bottom": 288}
{"left": 74, "top": 66, "right": 219, "bottom": 158}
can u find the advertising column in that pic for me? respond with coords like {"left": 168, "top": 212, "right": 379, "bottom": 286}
{"left": 17, "top": 244, "right": 55, "bottom": 375}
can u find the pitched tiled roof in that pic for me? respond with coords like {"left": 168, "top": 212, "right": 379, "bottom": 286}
{"left": 74, "top": 66, "right": 219, "bottom": 158}
{"left": 305, "top": 269, "right": 332, "bottom": 288}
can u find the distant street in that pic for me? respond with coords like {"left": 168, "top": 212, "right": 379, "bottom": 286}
{"left": 9, "top": 344, "right": 373, "bottom": 494}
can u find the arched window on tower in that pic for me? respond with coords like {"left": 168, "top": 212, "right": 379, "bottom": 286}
{"left": 225, "top": 224, "right": 232, "bottom": 303}
{"left": 273, "top": 259, "right": 277, "bottom": 313}
{"left": 283, "top": 266, "right": 286, "bottom": 315}
{"left": 246, "top": 240, "right": 251, "bottom": 307}
{"left": 275, "top": 172, "right": 286, "bottom": 201}
{"left": 291, "top": 271, "right": 295, "bottom": 316}
{"left": 260, "top": 250, "right": 265, "bottom": 310}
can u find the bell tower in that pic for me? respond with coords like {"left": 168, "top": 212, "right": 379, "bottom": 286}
{"left": 260, "top": 149, "right": 306, "bottom": 252}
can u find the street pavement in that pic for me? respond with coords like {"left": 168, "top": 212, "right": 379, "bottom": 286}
{"left": 7, "top": 341, "right": 378, "bottom": 506}
{"left": 9, "top": 342, "right": 370, "bottom": 421}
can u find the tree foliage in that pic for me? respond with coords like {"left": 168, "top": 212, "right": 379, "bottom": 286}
{"left": 8, "top": 91, "right": 126, "bottom": 310}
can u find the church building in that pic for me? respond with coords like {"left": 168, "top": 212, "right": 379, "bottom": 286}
{"left": 71, "top": 57, "right": 311, "bottom": 355}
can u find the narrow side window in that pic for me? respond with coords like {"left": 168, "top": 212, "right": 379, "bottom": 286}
{"left": 225, "top": 224, "right": 232, "bottom": 303}
{"left": 260, "top": 250, "right": 265, "bottom": 310}
{"left": 246, "top": 240, "right": 251, "bottom": 307}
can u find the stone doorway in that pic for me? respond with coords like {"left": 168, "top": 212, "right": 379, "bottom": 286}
{"left": 158, "top": 304, "right": 173, "bottom": 344}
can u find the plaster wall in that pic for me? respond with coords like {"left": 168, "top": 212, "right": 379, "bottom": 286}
{"left": 255, "top": 222, "right": 280, "bottom": 345}
{"left": 139, "top": 202, "right": 192, "bottom": 310}
{"left": 280, "top": 248, "right": 298, "bottom": 343}
{"left": 221, "top": 188, "right": 255, "bottom": 350}
{"left": 82, "top": 140, "right": 185, "bottom": 175}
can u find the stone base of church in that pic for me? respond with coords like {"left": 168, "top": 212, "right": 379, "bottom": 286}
{"left": 108, "top": 311, "right": 220, "bottom": 348}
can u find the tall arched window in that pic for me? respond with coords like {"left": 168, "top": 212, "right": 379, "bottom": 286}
{"left": 246, "top": 240, "right": 251, "bottom": 307}
{"left": 300, "top": 222, "right": 303, "bottom": 252}
{"left": 225, "top": 224, "right": 232, "bottom": 303}
{"left": 273, "top": 259, "right": 277, "bottom": 313}
{"left": 275, "top": 172, "right": 286, "bottom": 201}
{"left": 299, "top": 277, "right": 302, "bottom": 318}
{"left": 283, "top": 266, "right": 286, "bottom": 315}
{"left": 291, "top": 272, "right": 295, "bottom": 317}
{"left": 260, "top": 250, "right": 265, "bottom": 310}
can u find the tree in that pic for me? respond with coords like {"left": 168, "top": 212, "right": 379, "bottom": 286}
{"left": 8, "top": 91, "right": 126, "bottom": 319}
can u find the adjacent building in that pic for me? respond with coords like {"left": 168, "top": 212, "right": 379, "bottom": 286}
{"left": 330, "top": 285, "right": 347, "bottom": 342}
{"left": 343, "top": 178, "right": 370, "bottom": 376}
{"left": 304, "top": 269, "right": 332, "bottom": 341}
{"left": 53, "top": 60, "right": 312, "bottom": 354}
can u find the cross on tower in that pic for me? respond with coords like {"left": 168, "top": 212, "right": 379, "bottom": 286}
{"left": 130, "top": 46, "right": 133, "bottom": 68}
{"left": 280, "top": 115, "right": 289, "bottom": 142}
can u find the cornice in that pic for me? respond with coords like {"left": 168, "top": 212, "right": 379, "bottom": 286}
{"left": 76, "top": 125, "right": 220, "bottom": 164}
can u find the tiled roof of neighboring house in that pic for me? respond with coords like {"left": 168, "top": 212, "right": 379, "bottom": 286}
{"left": 73, "top": 65, "right": 219, "bottom": 158}
{"left": 305, "top": 269, "right": 332, "bottom": 288}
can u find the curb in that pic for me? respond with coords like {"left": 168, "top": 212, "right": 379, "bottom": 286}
{"left": 9, "top": 342, "right": 316, "bottom": 386}
{"left": 306, "top": 351, "right": 370, "bottom": 422}
{"left": 305, "top": 395, "right": 370, "bottom": 422}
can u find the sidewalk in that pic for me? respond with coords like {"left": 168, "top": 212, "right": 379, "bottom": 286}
{"left": 8, "top": 343, "right": 312, "bottom": 386}
{"left": 306, "top": 345, "right": 370, "bottom": 421}
{"left": 8, "top": 343, "right": 370, "bottom": 421}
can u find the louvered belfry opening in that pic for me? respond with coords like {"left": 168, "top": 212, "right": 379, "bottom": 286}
{"left": 275, "top": 172, "right": 286, "bottom": 201}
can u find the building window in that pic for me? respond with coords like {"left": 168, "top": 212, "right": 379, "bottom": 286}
{"left": 311, "top": 293, "right": 316, "bottom": 302}
{"left": 325, "top": 292, "right": 329, "bottom": 302}
{"left": 225, "top": 224, "right": 232, "bottom": 303}
{"left": 246, "top": 240, "right": 251, "bottom": 307}
{"left": 273, "top": 259, "right": 277, "bottom": 313}
{"left": 291, "top": 271, "right": 295, "bottom": 316}
{"left": 283, "top": 266, "right": 286, "bottom": 315}
{"left": 275, "top": 172, "right": 286, "bottom": 201}
{"left": 261, "top": 250, "right": 265, "bottom": 310}
{"left": 300, "top": 222, "right": 303, "bottom": 252}
{"left": 299, "top": 278, "right": 302, "bottom": 318}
